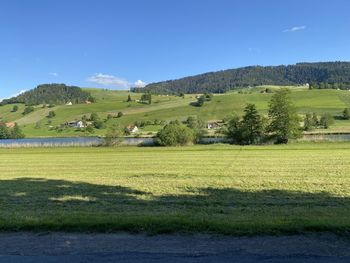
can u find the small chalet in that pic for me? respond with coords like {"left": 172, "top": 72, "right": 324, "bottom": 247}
{"left": 63, "top": 120, "right": 85, "bottom": 128}
{"left": 207, "top": 122, "right": 220, "bottom": 129}
{"left": 126, "top": 125, "right": 139, "bottom": 134}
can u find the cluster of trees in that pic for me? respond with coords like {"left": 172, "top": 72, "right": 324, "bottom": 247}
{"left": 195, "top": 93, "right": 213, "bottom": 107}
{"left": 0, "top": 123, "right": 25, "bottom": 139}
{"left": 303, "top": 113, "right": 334, "bottom": 130}
{"left": 132, "top": 62, "right": 350, "bottom": 94}
{"left": 87, "top": 113, "right": 105, "bottom": 130}
{"left": 0, "top": 84, "right": 92, "bottom": 106}
{"left": 140, "top": 93, "right": 152, "bottom": 104}
{"left": 226, "top": 89, "right": 301, "bottom": 144}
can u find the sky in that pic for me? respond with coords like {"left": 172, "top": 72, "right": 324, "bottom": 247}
{"left": 1, "top": 0, "right": 350, "bottom": 99}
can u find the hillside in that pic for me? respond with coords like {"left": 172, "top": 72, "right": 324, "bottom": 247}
{"left": 133, "top": 62, "right": 350, "bottom": 94}
{"left": 1, "top": 86, "right": 350, "bottom": 138}
{"left": 0, "top": 84, "right": 91, "bottom": 106}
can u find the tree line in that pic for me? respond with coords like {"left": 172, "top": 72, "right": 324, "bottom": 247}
{"left": 132, "top": 62, "right": 350, "bottom": 94}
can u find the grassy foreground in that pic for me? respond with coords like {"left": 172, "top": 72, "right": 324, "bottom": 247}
{"left": 0, "top": 143, "right": 350, "bottom": 235}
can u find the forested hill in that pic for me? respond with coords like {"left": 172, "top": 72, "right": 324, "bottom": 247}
{"left": 1, "top": 84, "right": 91, "bottom": 106}
{"left": 132, "top": 62, "right": 350, "bottom": 94}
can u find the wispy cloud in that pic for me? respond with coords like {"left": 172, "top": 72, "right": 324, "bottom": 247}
{"left": 87, "top": 73, "right": 147, "bottom": 89}
{"left": 283, "top": 25, "right": 306, "bottom": 33}
{"left": 49, "top": 72, "right": 58, "bottom": 77}
{"left": 87, "top": 73, "right": 129, "bottom": 87}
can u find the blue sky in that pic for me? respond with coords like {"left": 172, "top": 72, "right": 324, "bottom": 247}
{"left": 1, "top": 0, "right": 350, "bottom": 99}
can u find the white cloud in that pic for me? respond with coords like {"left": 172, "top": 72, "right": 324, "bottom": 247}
{"left": 87, "top": 73, "right": 147, "bottom": 89}
{"left": 49, "top": 72, "right": 58, "bottom": 77}
{"left": 133, "top": 80, "right": 147, "bottom": 88}
{"left": 283, "top": 25, "right": 306, "bottom": 33}
{"left": 87, "top": 73, "right": 129, "bottom": 87}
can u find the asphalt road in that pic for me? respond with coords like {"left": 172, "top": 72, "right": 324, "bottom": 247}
{"left": 0, "top": 232, "right": 349, "bottom": 262}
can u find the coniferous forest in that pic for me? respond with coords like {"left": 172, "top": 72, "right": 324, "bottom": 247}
{"left": 132, "top": 62, "right": 350, "bottom": 94}
{"left": 0, "top": 84, "right": 91, "bottom": 106}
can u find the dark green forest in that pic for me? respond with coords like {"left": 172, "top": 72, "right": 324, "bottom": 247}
{"left": 132, "top": 62, "right": 350, "bottom": 94}
{"left": 0, "top": 84, "right": 91, "bottom": 106}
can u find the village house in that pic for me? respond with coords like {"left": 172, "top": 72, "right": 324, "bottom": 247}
{"left": 125, "top": 125, "right": 139, "bottom": 134}
{"left": 207, "top": 121, "right": 220, "bottom": 130}
{"left": 62, "top": 120, "right": 85, "bottom": 128}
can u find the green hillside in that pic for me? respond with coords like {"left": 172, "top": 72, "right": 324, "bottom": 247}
{"left": 1, "top": 86, "right": 350, "bottom": 138}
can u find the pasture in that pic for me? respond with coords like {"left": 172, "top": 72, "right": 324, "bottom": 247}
{"left": 0, "top": 143, "right": 349, "bottom": 234}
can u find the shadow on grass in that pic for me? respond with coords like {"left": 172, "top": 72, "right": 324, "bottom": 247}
{"left": 0, "top": 177, "right": 349, "bottom": 234}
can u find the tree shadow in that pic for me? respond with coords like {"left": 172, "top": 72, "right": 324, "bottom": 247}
{"left": 0, "top": 178, "right": 349, "bottom": 233}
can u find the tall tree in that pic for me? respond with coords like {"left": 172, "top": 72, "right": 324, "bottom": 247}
{"left": 10, "top": 123, "right": 25, "bottom": 139}
{"left": 268, "top": 89, "right": 301, "bottom": 144}
{"left": 343, "top": 108, "right": 350, "bottom": 120}
{"left": 241, "top": 104, "right": 263, "bottom": 144}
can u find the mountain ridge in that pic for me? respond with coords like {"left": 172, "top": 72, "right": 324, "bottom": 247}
{"left": 132, "top": 61, "right": 350, "bottom": 94}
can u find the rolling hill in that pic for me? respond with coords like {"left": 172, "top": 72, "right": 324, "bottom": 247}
{"left": 1, "top": 86, "right": 350, "bottom": 137}
{"left": 0, "top": 84, "right": 91, "bottom": 106}
{"left": 133, "top": 62, "right": 350, "bottom": 94}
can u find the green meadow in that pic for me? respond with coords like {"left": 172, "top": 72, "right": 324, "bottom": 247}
{"left": 1, "top": 86, "right": 350, "bottom": 137}
{"left": 0, "top": 143, "right": 349, "bottom": 234}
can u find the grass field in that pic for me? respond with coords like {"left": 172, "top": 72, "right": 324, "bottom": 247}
{"left": 0, "top": 143, "right": 349, "bottom": 234}
{"left": 2, "top": 87, "right": 350, "bottom": 137}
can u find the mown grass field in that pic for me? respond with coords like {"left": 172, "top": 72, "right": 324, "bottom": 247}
{"left": 0, "top": 143, "right": 349, "bottom": 234}
{"left": 1, "top": 87, "right": 350, "bottom": 137}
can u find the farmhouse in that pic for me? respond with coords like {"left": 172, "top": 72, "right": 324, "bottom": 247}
{"left": 126, "top": 125, "right": 139, "bottom": 134}
{"left": 207, "top": 122, "right": 220, "bottom": 129}
{"left": 63, "top": 120, "right": 85, "bottom": 128}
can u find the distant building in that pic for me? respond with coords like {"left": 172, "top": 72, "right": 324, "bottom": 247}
{"left": 5, "top": 122, "right": 16, "bottom": 128}
{"left": 63, "top": 121, "right": 85, "bottom": 128}
{"left": 125, "top": 125, "right": 139, "bottom": 134}
{"left": 207, "top": 122, "right": 220, "bottom": 130}
{"left": 66, "top": 102, "right": 73, "bottom": 106}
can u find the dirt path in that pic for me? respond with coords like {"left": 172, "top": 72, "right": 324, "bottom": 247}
{"left": 0, "top": 232, "right": 349, "bottom": 262}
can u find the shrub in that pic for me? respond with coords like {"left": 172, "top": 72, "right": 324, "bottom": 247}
{"left": 12, "top": 105, "right": 19, "bottom": 112}
{"left": 343, "top": 108, "right": 350, "bottom": 120}
{"left": 93, "top": 120, "right": 105, "bottom": 129}
{"left": 47, "top": 111, "right": 56, "bottom": 118}
{"left": 117, "top": 112, "right": 123, "bottom": 118}
{"left": 22, "top": 106, "right": 34, "bottom": 115}
{"left": 320, "top": 113, "right": 334, "bottom": 129}
{"left": 156, "top": 123, "right": 195, "bottom": 146}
